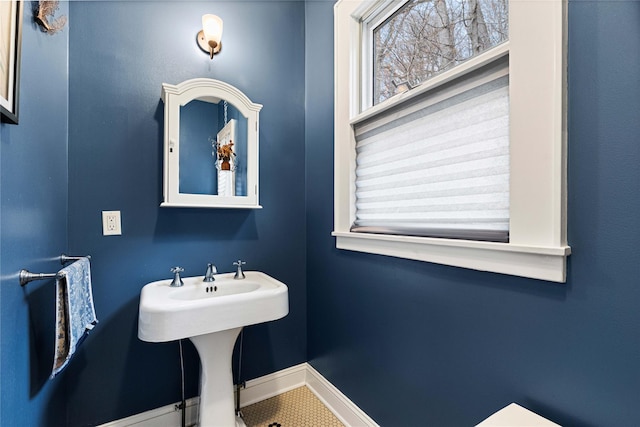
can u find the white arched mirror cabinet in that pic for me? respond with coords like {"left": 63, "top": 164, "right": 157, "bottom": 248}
{"left": 161, "top": 78, "right": 263, "bottom": 209}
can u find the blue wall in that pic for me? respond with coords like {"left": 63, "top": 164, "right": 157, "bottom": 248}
{"left": 0, "top": 3, "right": 70, "bottom": 426}
{"left": 306, "top": 1, "right": 640, "bottom": 426}
{"left": 65, "top": 1, "right": 306, "bottom": 425}
{"left": 2, "top": 1, "right": 305, "bottom": 426}
{"left": 2, "top": 1, "right": 640, "bottom": 426}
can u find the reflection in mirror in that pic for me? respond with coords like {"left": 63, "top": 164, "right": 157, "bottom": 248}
{"left": 179, "top": 99, "right": 248, "bottom": 197}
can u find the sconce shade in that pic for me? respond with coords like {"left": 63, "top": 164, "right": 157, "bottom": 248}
{"left": 199, "top": 14, "right": 223, "bottom": 58}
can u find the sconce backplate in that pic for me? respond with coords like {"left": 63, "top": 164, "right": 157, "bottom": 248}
{"left": 197, "top": 31, "right": 222, "bottom": 56}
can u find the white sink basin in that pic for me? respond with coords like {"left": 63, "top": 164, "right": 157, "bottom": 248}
{"left": 138, "top": 271, "right": 289, "bottom": 342}
{"left": 138, "top": 270, "right": 289, "bottom": 426}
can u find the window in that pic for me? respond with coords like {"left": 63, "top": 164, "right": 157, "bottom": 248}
{"left": 333, "top": 0, "right": 570, "bottom": 282}
{"left": 371, "top": 0, "right": 508, "bottom": 106}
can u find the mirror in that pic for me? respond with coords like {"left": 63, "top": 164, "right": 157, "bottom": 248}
{"left": 179, "top": 100, "right": 248, "bottom": 197}
{"left": 161, "top": 78, "right": 262, "bottom": 208}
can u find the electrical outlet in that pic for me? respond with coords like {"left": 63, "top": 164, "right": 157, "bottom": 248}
{"left": 102, "top": 211, "right": 122, "bottom": 236}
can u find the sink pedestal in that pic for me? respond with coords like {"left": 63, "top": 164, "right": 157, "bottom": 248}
{"left": 189, "top": 327, "right": 242, "bottom": 427}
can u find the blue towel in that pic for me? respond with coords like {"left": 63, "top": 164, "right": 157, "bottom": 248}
{"left": 51, "top": 257, "right": 98, "bottom": 378}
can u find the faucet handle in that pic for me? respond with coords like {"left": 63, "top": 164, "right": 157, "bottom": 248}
{"left": 170, "top": 267, "right": 184, "bottom": 287}
{"left": 204, "top": 263, "right": 217, "bottom": 282}
{"left": 233, "top": 260, "right": 246, "bottom": 280}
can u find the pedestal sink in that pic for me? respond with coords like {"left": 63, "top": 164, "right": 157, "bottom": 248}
{"left": 138, "top": 271, "right": 289, "bottom": 427}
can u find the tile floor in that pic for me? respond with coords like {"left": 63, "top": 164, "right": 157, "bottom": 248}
{"left": 241, "top": 386, "right": 345, "bottom": 427}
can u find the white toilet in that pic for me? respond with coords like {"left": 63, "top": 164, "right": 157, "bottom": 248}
{"left": 476, "top": 403, "right": 560, "bottom": 426}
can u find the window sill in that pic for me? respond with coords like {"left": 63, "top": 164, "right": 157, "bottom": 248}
{"left": 332, "top": 231, "right": 571, "bottom": 283}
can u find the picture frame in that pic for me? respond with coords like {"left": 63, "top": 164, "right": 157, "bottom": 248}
{"left": 1, "top": 1, "right": 23, "bottom": 124}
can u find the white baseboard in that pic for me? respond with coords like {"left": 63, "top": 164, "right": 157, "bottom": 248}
{"left": 98, "top": 397, "right": 200, "bottom": 427}
{"left": 99, "top": 363, "right": 378, "bottom": 427}
{"left": 305, "top": 364, "right": 379, "bottom": 427}
{"left": 239, "top": 362, "right": 308, "bottom": 407}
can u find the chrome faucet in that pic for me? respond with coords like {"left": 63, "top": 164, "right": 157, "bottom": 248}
{"left": 170, "top": 267, "right": 184, "bottom": 287}
{"left": 233, "top": 260, "right": 246, "bottom": 280}
{"left": 204, "top": 263, "right": 217, "bottom": 282}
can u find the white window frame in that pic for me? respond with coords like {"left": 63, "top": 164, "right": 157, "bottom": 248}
{"left": 333, "top": 0, "right": 570, "bottom": 282}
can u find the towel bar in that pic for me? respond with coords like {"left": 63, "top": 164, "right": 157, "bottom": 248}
{"left": 60, "top": 254, "right": 91, "bottom": 264}
{"left": 19, "top": 254, "right": 91, "bottom": 286}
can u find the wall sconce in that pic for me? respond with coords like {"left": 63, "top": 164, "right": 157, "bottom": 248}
{"left": 197, "top": 14, "right": 223, "bottom": 59}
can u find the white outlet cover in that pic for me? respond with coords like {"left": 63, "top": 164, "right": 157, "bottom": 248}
{"left": 102, "top": 210, "right": 122, "bottom": 236}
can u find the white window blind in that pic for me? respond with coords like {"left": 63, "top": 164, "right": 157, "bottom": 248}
{"left": 352, "top": 60, "right": 510, "bottom": 242}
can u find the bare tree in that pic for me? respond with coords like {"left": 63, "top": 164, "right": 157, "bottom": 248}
{"left": 463, "top": 0, "right": 491, "bottom": 54}
{"left": 434, "top": 0, "right": 457, "bottom": 69}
